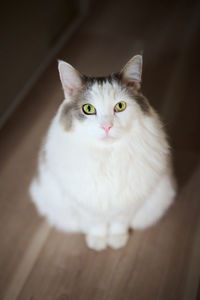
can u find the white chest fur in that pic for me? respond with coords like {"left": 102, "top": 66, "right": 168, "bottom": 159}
{"left": 43, "top": 114, "right": 169, "bottom": 218}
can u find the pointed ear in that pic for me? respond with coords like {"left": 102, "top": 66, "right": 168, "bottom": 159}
{"left": 58, "top": 60, "right": 82, "bottom": 99}
{"left": 121, "top": 55, "right": 142, "bottom": 90}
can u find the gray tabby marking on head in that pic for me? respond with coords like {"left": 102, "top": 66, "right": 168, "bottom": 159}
{"left": 60, "top": 95, "right": 86, "bottom": 131}
{"left": 126, "top": 89, "right": 150, "bottom": 113}
{"left": 58, "top": 55, "right": 150, "bottom": 131}
{"left": 59, "top": 73, "right": 121, "bottom": 131}
{"left": 82, "top": 73, "right": 121, "bottom": 88}
{"left": 85, "top": 73, "right": 150, "bottom": 113}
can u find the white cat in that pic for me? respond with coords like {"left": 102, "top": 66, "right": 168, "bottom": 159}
{"left": 30, "top": 55, "right": 176, "bottom": 251}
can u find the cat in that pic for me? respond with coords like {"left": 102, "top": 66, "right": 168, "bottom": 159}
{"left": 30, "top": 55, "right": 176, "bottom": 251}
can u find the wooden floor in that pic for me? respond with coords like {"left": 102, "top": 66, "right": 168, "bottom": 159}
{"left": 1, "top": 0, "right": 200, "bottom": 299}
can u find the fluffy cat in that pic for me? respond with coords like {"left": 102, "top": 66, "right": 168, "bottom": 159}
{"left": 30, "top": 55, "right": 176, "bottom": 251}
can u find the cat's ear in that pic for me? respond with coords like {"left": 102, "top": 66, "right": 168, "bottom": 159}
{"left": 121, "top": 55, "right": 142, "bottom": 90}
{"left": 58, "top": 60, "right": 82, "bottom": 99}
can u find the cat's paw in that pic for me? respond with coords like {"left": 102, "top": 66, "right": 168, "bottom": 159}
{"left": 86, "top": 235, "right": 107, "bottom": 251}
{"left": 108, "top": 233, "right": 129, "bottom": 249}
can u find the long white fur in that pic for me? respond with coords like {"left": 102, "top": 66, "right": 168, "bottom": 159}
{"left": 30, "top": 58, "right": 176, "bottom": 251}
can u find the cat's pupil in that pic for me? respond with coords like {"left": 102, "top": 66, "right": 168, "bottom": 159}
{"left": 119, "top": 103, "right": 122, "bottom": 109}
{"left": 88, "top": 105, "right": 91, "bottom": 112}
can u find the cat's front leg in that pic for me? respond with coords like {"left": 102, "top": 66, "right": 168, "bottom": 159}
{"left": 85, "top": 224, "right": 107, "bottom": 251}
{"left": 108, "top": 222, "right": 129, "bottom": 249}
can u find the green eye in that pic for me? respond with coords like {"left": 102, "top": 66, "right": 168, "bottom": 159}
{"left": 82, "top": 104, "right": 96, "bottom": 115}
{"left": 114, "top": 101, "right": 126, "bottom": 112}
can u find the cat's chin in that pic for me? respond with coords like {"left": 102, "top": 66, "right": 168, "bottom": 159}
{"left": 99, "top": 135, "right": 117, "bottom": 144}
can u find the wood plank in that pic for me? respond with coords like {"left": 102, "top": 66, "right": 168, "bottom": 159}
{"left": 0, "top": 61, "right": 59, "bottom": 300}
{"left": 183, "top": 218, "right": 200, "bottom": 300}
{"left": 3, "top": 222, "right": 50, "bottom": 300}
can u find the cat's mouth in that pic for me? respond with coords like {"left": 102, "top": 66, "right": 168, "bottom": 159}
{"left": 101, "top": 134, "right": 116, "bottom": 143}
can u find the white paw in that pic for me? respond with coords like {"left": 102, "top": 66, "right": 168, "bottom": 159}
{"left": 108, "top": 233, "right": 129, "bottom": 249}
{"left": 86, "top": 235, "right": 107, "bottom": 251}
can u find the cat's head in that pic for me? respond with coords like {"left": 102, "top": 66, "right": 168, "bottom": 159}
{"left": 58, "top": 55, "right": 149, "bottom": 144}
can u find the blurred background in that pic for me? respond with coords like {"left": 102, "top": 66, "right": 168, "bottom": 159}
{"left": 0, "top": 0, "right": 200, "bottom": 299}
{"left": 0, "top": 0, "right": 87, "bottom": 127}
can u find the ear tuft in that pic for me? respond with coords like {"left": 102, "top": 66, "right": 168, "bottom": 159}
{"left": 58, "top": 60, "right": 82, "bottom": 99}
{"left": 121, "top": 55, "right": 143, "bottom": 90}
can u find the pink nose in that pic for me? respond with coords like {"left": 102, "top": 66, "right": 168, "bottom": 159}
{"left": 101, "top": 124, "right": 112, "bottom": 133}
